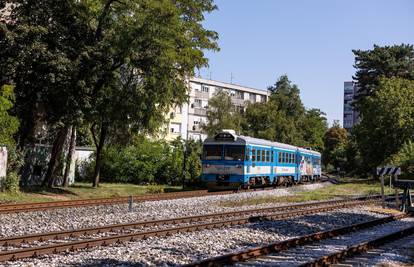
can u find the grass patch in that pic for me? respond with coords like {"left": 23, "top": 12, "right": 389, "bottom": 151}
{"left": 0, "top": 183, "right": 183, "bottom": 204}
{"left": 220, "top": 181, "right": 396, "bottom": 208}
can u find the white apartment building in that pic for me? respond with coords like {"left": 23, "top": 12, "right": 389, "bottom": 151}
{"left": 343, "top": 81, "right": 359, "bottom": 133}
{"left": 165, "top": 77, "right": 269, "bottom": 141}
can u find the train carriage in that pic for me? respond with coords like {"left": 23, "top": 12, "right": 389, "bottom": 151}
{"left": 202, "top": 130, "right": 322, "bottom": 190}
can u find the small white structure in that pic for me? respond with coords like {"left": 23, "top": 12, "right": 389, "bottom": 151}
{"left": 0, "top": 147, "right": 7, "bottom": 180}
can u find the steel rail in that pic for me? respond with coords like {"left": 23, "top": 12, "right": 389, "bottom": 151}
{"left": 0, "top": 190, "right": 231, "bottom": 214}
{"left": 184, "top": 214, "right": 408, "bottom": 267}
{"left": 0, "top": 179, "right": 336, "bottom": 214}
{"left": 301, "top": 222, "right": 414, "bottom": 267}
{"left": 0, "top": 197, "right": 377, "bottom": 247}
{"left": 0, "top": 199, "right": 379, "bottom": 262}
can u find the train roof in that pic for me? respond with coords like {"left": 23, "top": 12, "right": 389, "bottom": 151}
{"left": 204, "top": 131, "right": 321, "bottom": 156}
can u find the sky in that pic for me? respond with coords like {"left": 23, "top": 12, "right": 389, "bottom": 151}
{"left": 199, "top": 0, "right": 414, "bottom": 126}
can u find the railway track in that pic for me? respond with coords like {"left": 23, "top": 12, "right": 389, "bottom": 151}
{"left": 0, "top": 190, "right": 231, "bottom": 214}
{"left": 186, "top": 213, "right": 412, "bottom": 267}
{"left": 0, "top": 197, "right": 381, "bottom": 262}
{"left": 0, "top": 178, "right": 337, "bottom": 214}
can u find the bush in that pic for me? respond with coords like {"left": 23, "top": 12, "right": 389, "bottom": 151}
{"left": 79, "top": 136, "right": 204, "bottom": 186}
{"left": 146, "top": 184, "right": 164, "bottom": 194}
{"left": 3, "top": 171, "right": 19, "bottom": 194}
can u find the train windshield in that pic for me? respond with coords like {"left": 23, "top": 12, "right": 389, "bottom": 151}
{"left": 224, "top": 145, "right": 245, "bottom": 161}
{"left": 203, "top": 145, "right": 222, "bottom": 160}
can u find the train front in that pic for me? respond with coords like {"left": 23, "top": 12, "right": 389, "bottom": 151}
{"left": 201, "top": 131, "right": 246, "bottom": 190}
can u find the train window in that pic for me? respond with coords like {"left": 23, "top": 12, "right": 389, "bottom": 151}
{"left": 265, "top": 151, "right": 270, "bottom": 162}
{"left": 290, "top": 154, "right": 294, "bottom": 163}
{"left": 245, "top": 148, "right": 250, "bottom": 161}
{"left": 252, "top": 149, "right": 256, "bottom": 161}
{"left": 224, "top": 145, "right": 245, "bottom": 161}
{"left": 271, "top": 151, "right": 274, "bottom": 162}
{"left": 257, "top": 150, "right": 261, "bottom": 162}
{"left": 262, "top": 150, "right": 266, "bottom": 162}
{"left": 202, "top": 145, "right": 222, "bottom": 160}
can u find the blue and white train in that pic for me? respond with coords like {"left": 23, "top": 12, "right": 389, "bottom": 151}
{"left": 202, "top": 130, "right": 321, "bottom": 190}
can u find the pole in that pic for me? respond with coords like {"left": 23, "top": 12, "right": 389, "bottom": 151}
{"left": 182, "top": 142, "right": 187, "bottom": 190}
{"left": 380, "top": 174, "right": 385, "bottom": 209}
{"left": 128, "top": 195, "right": 133, "bottom": 212}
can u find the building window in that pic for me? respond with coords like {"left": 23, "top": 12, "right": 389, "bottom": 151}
{"left": 201, "top": 84, "right": 209, "bottom": 92}
{"left": 235, "top": 90, "right": 244, "bottom": 99}
{"left": 261, "top": 95, "right": 267, "bottom": 103}
{"left": 194, "top": 99, "right": 202, "bottom": 108}
{"left": 170, "top": 123, "right": 181, "bottom": 134}
{"left": 228, "top": 89, "right": 236, "bottom": 97}
{"left": 249, "top": 93, "right": 256, "bottom": 102}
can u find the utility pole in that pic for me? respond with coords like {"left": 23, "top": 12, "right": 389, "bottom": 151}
{"left": 230, "top": 73, "right": 234, "bottom": 84}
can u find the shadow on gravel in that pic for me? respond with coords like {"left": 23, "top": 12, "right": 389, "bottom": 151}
{"left": 242, "top": 211, "right": 382, "bottom": 246}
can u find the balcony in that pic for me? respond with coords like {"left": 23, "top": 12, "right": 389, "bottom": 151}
{"left": 193, "top": 108, "right": 207, "bottom": 116}
{"left": 194, "top": 90, "right": 209, "bottom": 99}
{"left": 231, "top": 98, "right": 245, "bottom": 106}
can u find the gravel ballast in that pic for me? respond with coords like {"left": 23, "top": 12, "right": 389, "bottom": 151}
{"left": 0, "top": 183, "right": 329, "bottom": 237}
{"left": 4, "top": 207, "right": 389, "bottom": 266}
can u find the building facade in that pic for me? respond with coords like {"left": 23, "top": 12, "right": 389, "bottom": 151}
{"left": 164, "top": 77, "right": 269, "bottom": 141}
{"left": 343, "top": 81, "right": 359, "bottom": 132}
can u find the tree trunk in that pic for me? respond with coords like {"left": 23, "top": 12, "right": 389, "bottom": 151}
{"left": 91, "top": 122, "right": 108, "bottom": 188}
{"left": 43, "top": 126, "right": 69, "bottom": 187}
{"left": 63, "top": 126, "right": 76, "bottom": 188}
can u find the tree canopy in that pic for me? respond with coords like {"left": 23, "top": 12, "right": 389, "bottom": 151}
{"left": 202, "top": 89, "right": 243, "bottom": 136}
{"left": 0, "top": 0, "right": 219, "bottom": 187}
{"left": 0, "top": 85, "right": 19, "bottom": 146}
{"left": 353, "top": 77, "right": 414, "bottom": 170}
{"left": 353, "top": 44, "right": 414, "bottom": 108}
{"left": 242, "top": 75, "right": 327, "bottom": 150}
{"left": 323, "top": 121, "right": 348, "bottom": 170}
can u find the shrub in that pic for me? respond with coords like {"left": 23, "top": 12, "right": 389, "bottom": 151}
{"left": 3, "top": 171, "right": 19, "bottom": 194}
{"left": 146, "top": 184, "right": 164, "bottom": 194}
{"left": 386, "top": 140, "right": 414, "bottom": 180}
{"left": 80, "top": 136, "right": 204, "bottom": 186}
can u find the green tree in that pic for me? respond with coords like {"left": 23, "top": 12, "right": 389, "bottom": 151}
{"left": 202, "top": 89, "right": 242, "bottom": 136}
{"left": 268, "top": 75, "right": 305, "bottom": 120}
{"left": 353, "top": 44, "right": 414, "bottom": 106}
{"left": 299, "top": 109, "right": 328, "bottom": 151}
{"left": 0, "top": 85, "right": 21, "bottom": 191}
{"left": 0, "top": 85, "right": 19, "bottom": 146}
{"left": 1, "top": 0, "right": 219, "bottom": 187}
{"left": 323, "top": 122, "right": 348, "bottom": 170}
{"left": 243, "top": 75, "right": 325, "bottom": 148}
{"left": 354, "top": 77, "right": 414, "bottom": 170}
{"left": 386, "top": 140, "right": 414, "bottom": 180}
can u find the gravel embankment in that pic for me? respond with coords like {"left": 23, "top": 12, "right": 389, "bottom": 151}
{"left": 0, "top": 183, "right": 329, "bottom": 237}
{"left": 338, "top": 232, "right": 414, "bottom": 267}
{"left": 4, "top": 207, "right": 387, "bottom": 266}
{"left": 237, "top": 217, "right": 414, "bottom": 266}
